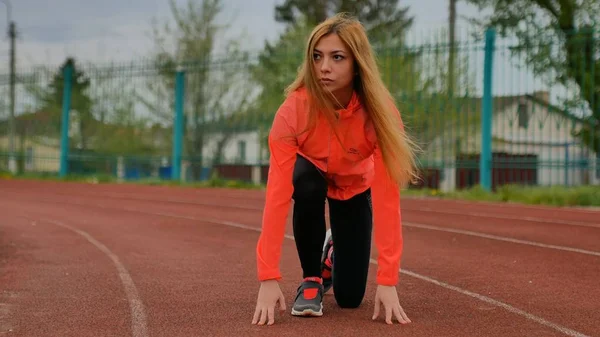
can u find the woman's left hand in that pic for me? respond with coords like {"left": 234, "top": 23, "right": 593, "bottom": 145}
{"left": 372, "top": 285, "right": 412, "bottom": 325}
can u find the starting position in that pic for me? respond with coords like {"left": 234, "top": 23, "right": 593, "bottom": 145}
{"left": 251, "top": 12, "right": 419, "bottom": 326}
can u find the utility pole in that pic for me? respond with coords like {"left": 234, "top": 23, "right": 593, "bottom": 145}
{"left": 7, "top": 20, "right": 15, "bottom": 173}
{"left": 1, "top": 0, "right": 15, "bottom": 173}
{"left": 448, "top": 0, "right": 457, "bottom": 97}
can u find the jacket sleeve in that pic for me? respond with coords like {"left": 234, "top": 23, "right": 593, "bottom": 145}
{"left": 370, "top": 145, "right": 403, "bottom": 286}
{"left": 255, "top": 103, "right": 299, "bottom": 281}
{"left": 370, "top": 109, "right": 405, "bottom": 286}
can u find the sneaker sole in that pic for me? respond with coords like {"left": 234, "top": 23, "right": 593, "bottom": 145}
{"left": 291, "top": 305, "right": 323, "bottom": 317}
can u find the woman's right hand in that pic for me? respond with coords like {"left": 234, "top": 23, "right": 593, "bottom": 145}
{"left": 251, "top": 280, "right": 287, "bottom": 326}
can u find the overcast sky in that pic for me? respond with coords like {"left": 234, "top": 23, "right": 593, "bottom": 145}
{"left": 0, "top": 0, "right": 483, "bottom": 70}
{"left": 0, "top": 0, "right": 584, "bottom": 121}
{"left": 1, "top": 0, "right": 574, "bottom": 109}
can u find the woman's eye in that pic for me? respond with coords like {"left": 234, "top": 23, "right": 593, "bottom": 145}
{"left": 313, "top": 54, "right": 321, "bottom": 60}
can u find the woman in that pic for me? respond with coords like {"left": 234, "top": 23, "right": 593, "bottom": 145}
{"left": 251, "top": 12, "right": 419, "bottom": 326}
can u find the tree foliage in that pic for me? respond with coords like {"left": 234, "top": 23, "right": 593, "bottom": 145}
{"left": 465, "top": 0, "right": 600, "bottom": 152}
{"left": 18, "top": 57, "right": 157, "bottom": 161}
{"left": 143, "top": 0, "right": 254, "bottom": 174}
{"left": 248, "top": 0, "right": 477, "bottom": 156}
{"left": 274, "top": 0, "right": 413, "bottom": 47}
{"left": 29, "top": 58, "right": 94, "bottom": 150}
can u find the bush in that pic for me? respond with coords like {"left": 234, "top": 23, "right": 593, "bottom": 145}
{"left": 0, "top": 169, "right": 13, "bottom": 180}
{"left": 415, "top": 184, "right": 600, "bottom": 207}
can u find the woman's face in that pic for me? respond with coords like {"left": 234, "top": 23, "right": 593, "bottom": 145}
{"left": 313, "top": 33, "right": 355, "bottom": 103}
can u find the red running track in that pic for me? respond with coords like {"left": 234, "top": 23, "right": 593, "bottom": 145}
{"left": 1, "top": 179, "right": 599, "bottom": 337}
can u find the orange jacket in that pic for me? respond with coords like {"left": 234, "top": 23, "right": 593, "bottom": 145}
{"left": 256, "top": 88, "right": 404, "bottom": 286}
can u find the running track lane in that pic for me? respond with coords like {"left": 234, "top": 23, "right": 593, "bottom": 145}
{"left": 9, "top": 184, "right": 599, "bottom": 254}
{"left": 0, "top": 212, "right": 133, "bottom": 336}
{"left": 7, "top": 186, "right": 599, "bottom": 336}
{"left": 0, "top": 194, "right": 575, "bottom": 337}
{"left": 3, "top": 179, "right": 600, "bottom": 224}
{"left": 2, "top": 181, "right": 596, "bottom": 336}
{"left": 5, "top": 185, "right": 600, "bottom": 251}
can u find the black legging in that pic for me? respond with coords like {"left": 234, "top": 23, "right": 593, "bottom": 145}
{"left": 291, "top": 154, "right": 373, "bottom": 308}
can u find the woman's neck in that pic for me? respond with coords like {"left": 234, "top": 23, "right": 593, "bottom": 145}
{"left": 331, "top": 88, "right": 353, "bottom": 109}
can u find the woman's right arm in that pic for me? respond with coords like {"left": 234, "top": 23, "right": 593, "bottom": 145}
{"left": 255, "top": 103, "right": 299, "bottom": 282}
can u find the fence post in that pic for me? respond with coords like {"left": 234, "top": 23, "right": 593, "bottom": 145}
{"left": 480, "top": 27, "right": 496, "bottom": 191}
{"left": 172, "top": 66, "right": 185, "bottom": 181}
{"left": 59, "top": 62, "right": 73, "bottom": 178}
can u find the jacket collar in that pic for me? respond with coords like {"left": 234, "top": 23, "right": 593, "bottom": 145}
{"left": 336, "top": 90, "right": 361, "bottom": 119}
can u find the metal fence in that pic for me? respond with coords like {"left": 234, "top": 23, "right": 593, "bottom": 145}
{"left": 0, "top": 27, "right": 598, "bottom": 191}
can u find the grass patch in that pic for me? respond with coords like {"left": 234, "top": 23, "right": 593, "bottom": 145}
{"left": 0, "top": 171, "right": 265, "bottom": 190}
{"left": 405, "top": 184, "right": 600, "bottom": 207}
{"left": 128, "top": 176, "right": 264, "bottom": 190}
{"left": 493, "top": 184, "right": 600, "bottom": 207}
{"left": 0, "top": 169, "right": 12, "bottom": 180}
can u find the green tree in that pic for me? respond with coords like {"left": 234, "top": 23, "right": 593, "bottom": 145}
{"left": 238, "top": 19, "right": 311, "bottom": 160}
{"left": 42, "top": 58, "right": 94, "bottom": 150}
{"left": 250, "top": 1, "right": 476, "bottom": 159}
{"left": 465, "top": 0, "right": 600, "bottom": 152}
{"left": 20, "top": 59, "right": 159, "bottom": 163}
{"left": 251, "top": 0, "right": 418, "bottom": 143}
{"left": 141, "top": 0, "right": 253, "bottom": 177}
{"left": 274, "top": 0, "right": 413, "bottom": 47}
{"left": 57, "top": 59, "right": 92, "bottom": 149}
{"left": 275, "top": 0, "right": 331, "bottom": 24}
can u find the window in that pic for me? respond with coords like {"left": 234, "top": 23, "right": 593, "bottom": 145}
{"left": 517, "top": 102, "right": 529, "bottom": 129}
{"left": 25, "top": 147, "right": 33, "bottom": 170}
{"left": 237, "top": 140, "right": 246, "bottom": 163}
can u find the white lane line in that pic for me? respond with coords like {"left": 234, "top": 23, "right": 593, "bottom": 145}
{"left": 8, "top": 190, "right": 599, "bottom": 228}
{"left": 11, "top": 198, "right": 591, "bottom": 336}
{"left": 110, "top": 194, "right": 600, "bottom": 229}
{"left": 16, "top": 196, "right": 600, "bottom": 258}
{"left": 135, "top": 207, "right": 600, "bottom": 258}
{"left": 392, "top": 266, "right": 590, "bottom": 337}
{"left": 99, "top": 192, "right": 600, "bottom": 228}
{"left": 40, "top": 218, "right": 148, "bottom": 337}
{"left": 124, "top": 209, "right": 590, "bottom": 337}
{"left": 111, "top": 196, "right": 600, "bottom": 229}
{"left": 405, "top": 222, "right": 600, "bottom": 257}
{"left": 405, "top": 207, "right": 600, "bottom": 229}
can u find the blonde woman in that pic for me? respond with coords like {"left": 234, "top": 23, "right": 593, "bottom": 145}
{"left": 252, "top": 13, "right": 419, "bottom": 326}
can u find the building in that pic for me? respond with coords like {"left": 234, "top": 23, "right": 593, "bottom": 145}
{"left": 213, "top": 91, "right": 599, "bottom": 190}
{"left": 5, "top": 91, "right": 597, "bottom": 191}
{"left": 425, "top": 91, "right": 599, "bottom": 191}
{"left": 0, "top": 110, "right": 62, "bottom": 174}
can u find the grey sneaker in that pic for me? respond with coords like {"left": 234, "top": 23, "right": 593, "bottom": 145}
{"left": 291, "top": 277, "right": 324, "bottom": 317}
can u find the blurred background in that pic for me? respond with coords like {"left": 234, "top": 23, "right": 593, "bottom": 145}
{"left": 0, "top": 0, "right": 598, "bottom": 195}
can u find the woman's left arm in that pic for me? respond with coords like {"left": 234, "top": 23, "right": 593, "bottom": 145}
{"left": 370, "top": 145, "right": 403, "bottom": 287}
{"left": 369, "top": 101, "right": 413, "bottom": 324}
{"left": 370, "top": 146, "right": 411, "bottom": 325}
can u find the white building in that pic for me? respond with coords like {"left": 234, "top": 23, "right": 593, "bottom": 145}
{"left": 426, "top": 91, "right": 599, "bottom": 191}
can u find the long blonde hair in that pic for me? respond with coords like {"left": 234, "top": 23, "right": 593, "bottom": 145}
{"left": 284, "top": 13, "right": 420, "bottom": 187}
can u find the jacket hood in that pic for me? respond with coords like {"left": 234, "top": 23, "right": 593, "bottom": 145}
{"left": 294, "top": 87, "right": 362, "bottom": 119}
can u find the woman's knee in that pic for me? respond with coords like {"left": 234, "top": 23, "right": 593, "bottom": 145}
{"left": 292, "top": 155, "right": 326, "bottom": 200}
{"left": 335, "top": 290, "right": 365, "bottom": 308}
